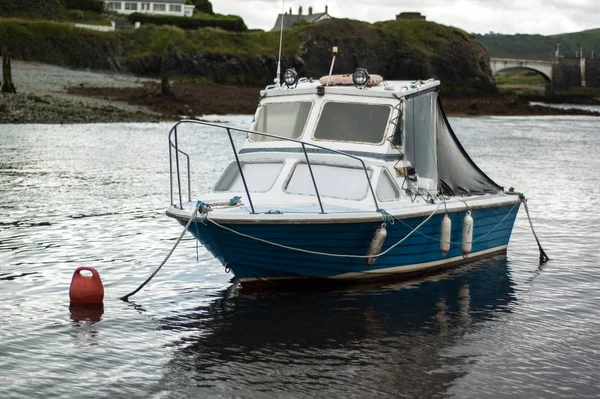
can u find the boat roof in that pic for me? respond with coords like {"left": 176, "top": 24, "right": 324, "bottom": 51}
{"left": 260, "top": 77, "right": 440, "bottom": 100}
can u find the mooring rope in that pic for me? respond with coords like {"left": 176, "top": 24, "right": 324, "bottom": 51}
{"left": 120, "top": 193, "right": 546, "bottom": 300}
{"left": 120, "top": 205, "right": 199, "bottom": 301}
{"left": 519, "top": 193, "right": 550, "bottom": 264}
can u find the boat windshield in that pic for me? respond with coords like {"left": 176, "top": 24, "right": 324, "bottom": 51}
{"left": 214, "top": 161, "right": 284, "bottom": 192}
{"left": 250, "top": 101, "right": 312, "bottom": 142}
{"left": 285, "top": 163, "right": 372, "bottom": 200}
{"left": 313, "top": 102, "right": 391, "bottom": 144}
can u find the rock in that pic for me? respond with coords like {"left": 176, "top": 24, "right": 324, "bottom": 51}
{"left": 125, "top": 19, "right": 496, "bottom": 90}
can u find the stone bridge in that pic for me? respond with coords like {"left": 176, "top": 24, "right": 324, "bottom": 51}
{"left": 490, "top": 57, "right": 557, "bottom": 82}
{"left": 489, "top": 56, "right": 600, "bottom": 94}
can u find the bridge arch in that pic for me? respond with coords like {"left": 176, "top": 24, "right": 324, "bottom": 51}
{"left": 490, "top": 58, "right": 556, "bottom": 81}
{"left": 490, "top": 57, "right": 557, "bottom": 94}
{"left": 492, "top": 65, "right": 551, "bottom": 83}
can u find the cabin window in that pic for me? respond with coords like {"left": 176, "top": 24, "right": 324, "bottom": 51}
{"left": 313, "top": 102, "right": 391, "bottom": 144}
{"left": 376, "top": 169, "right": 400, "bottom": 201}
{"left": 214, "top": 161, "right": 284, "bottom": 193}
{"left": 106, "top": 2, "right": 121, "bottom": 10}
{"left": 285, "top": 163, "right": 372, "bottom": 201}
{"left": 250, "top": 102, "right": 312, "bottom": 142}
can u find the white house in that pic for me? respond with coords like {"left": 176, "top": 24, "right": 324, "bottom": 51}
{"left": 104, "top": 0, "right": 195, "bottom": 17}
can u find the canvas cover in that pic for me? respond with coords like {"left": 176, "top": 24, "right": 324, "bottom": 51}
{"left": 404, "top": 91, "right": 503, "bottom": 196}
{"left": 435, "top": 96, "right": 503, "bottom": 196}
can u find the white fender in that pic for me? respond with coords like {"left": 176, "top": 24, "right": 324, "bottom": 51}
{"left": 440, "top": 214, "right": 451, "bottom": 255}
{"left": 366, "top": 223, "right": 387, "bottom": 266}
{"left": 461, "top": 211, "right": 473, "bottom": 256}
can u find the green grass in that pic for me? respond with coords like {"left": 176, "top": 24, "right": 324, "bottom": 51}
{"left": 495, "top": 70, "right": 546, "bottom": 85}
{"left": 66, "top": 10, "right": 111, "bottom": 25}
{"left": 0, "top": 18, "right": 114, "bottom": 39}
{"left": 554, "top": 87, "right": 600, "bottom": 98}
{"left": 376, "top": 19, "right": 472, "bottom": 57}
{"left": 495, "top": 70, "right": 547, "bottom": 95}
{"left": 126, "top": 12, "right": 247, "bottom": 32}
{"left": 0, "top": 17, "right": 495, "bottom": 90}
{"left": 126, "top": 23, "right": 303, "bottom": 57}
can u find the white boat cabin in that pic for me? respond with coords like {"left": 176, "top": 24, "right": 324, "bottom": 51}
{"left": 206, "top": 68, "right": 502, "bottom": 214}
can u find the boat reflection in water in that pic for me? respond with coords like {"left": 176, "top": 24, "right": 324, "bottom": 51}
{"left": 157, "top": 256, "right": 515, "bottom": 397}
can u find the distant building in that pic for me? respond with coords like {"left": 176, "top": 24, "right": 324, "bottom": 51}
{"left": 271, "top": 5, "right": 332, "bottom": 31}
{"left": 104, "top": 0, "right": 195, "bottom": 17}
{"left": 396, "top": 12, "right": 426, "bottom": 21}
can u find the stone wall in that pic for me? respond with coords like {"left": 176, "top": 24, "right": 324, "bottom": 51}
{"left": 553, "top": 57, "right": 600, "bottom": 90}
{"left": 584, "top": 58, "right": 600, "bottom": 89}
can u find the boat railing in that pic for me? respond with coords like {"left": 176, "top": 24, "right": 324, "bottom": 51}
{"left": 169, "top": 142, "right": 191, "bottom": 203}
{"left": 168, "top": 119, "right": 380, "bottom": 213}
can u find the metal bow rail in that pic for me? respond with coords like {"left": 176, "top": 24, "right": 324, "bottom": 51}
{"left": 168, "top": 119, "right": 380, "bottom": 214}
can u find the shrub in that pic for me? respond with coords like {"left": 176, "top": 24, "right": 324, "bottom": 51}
{"left": 127, "top": 13, "right": 247, "bottom": 32}
{"left": 64, "top": 0, "right": 104, "bottom": 13}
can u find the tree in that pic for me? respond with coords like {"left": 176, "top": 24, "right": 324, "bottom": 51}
{"left": 188, "top": 0, "right": 213, "bottom": 14}
{"left": 1, "top": 46, "right": 17, "bottom": 94}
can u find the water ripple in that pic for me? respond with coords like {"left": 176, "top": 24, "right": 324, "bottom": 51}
{"left": 1, "top": 117, "right": 600, "bottom": 397}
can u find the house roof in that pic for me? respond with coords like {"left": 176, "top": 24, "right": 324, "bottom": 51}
{"left": 271, "top": 12, "right": 330, "bottom": 31}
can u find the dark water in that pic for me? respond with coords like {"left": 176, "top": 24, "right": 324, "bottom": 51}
{"left": 1, "top": 116, "right": 599, "bottom": 398}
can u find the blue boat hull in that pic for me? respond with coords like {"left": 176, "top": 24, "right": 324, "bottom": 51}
{"left": 184, "top": 203, "right": 520, "bottom": 286}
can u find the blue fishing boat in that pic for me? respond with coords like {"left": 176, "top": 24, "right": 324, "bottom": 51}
{"left": 166, "top": 65, "right": 524, "bottom": 289}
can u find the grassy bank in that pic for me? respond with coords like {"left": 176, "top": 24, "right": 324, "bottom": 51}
{"left": 495, "top": 70, "right": 600, "bottom": 104}
{"left": 495, "top": 70, "right": 547, "bottom": 95}
{"left": 0, "top": 17, "right": 494, "bottom": 92}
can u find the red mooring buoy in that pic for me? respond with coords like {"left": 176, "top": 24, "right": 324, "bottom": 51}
{"left": 69, "top": 267, "right": 104, "bottom": 304}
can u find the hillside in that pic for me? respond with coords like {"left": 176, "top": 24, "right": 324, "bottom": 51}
{"left": 0, "top": 0, "right": 65, "bottom": 18}
{"left": 0, "top": 0, "right": 109, "bottom": 24}
{"left": 0, "top": 18, "right": 495, "bottom": 92}
{"left": 475, "top": 28, "right": 600, "bottom": 58}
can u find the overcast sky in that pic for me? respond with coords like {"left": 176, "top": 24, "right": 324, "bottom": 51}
{"left": 212, "top": 0, "right": 598, "bottom": 35}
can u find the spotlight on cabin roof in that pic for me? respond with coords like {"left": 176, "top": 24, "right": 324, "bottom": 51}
{"left": 352, "top": 68, "right": 370, "bottom": 87}
{"left": 283, "top": 68, "right": 299, "bottom": 88}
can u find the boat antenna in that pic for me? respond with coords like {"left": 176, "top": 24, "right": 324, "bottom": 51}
{"left": 274, "top": 0, "right": 285, "bottom": 87}
{"left": 326, "top": 46, "right": 339, "bottom": 86}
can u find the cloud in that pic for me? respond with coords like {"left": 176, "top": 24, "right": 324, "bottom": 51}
{"left": 212, "top": 1, "right": 599, "bottom": 35}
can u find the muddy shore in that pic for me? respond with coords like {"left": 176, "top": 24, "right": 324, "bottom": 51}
{"left": 2, "top": 60, "right": 599, "bottom": 124}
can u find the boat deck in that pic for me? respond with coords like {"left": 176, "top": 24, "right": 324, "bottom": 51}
{"left": 167, "top": 193, "right": 521, "bottom": 225}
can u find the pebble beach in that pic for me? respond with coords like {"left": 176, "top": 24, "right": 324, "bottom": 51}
{"left": 0, "top": 58, "right": 163, "bottom": 123}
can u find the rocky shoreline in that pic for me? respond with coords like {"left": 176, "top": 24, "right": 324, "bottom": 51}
{"left": 0, "top": 92, "right": 168, "bottom": 124}
{"left": 1, "top": 59, "right": 166, "bottom": 124}
{"left": 2, "top": 60, "right": 600, "bottom": 124}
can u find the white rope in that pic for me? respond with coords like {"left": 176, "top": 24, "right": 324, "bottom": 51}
{"left": 203, "top": 202, "right": 444, "bottom": 259}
